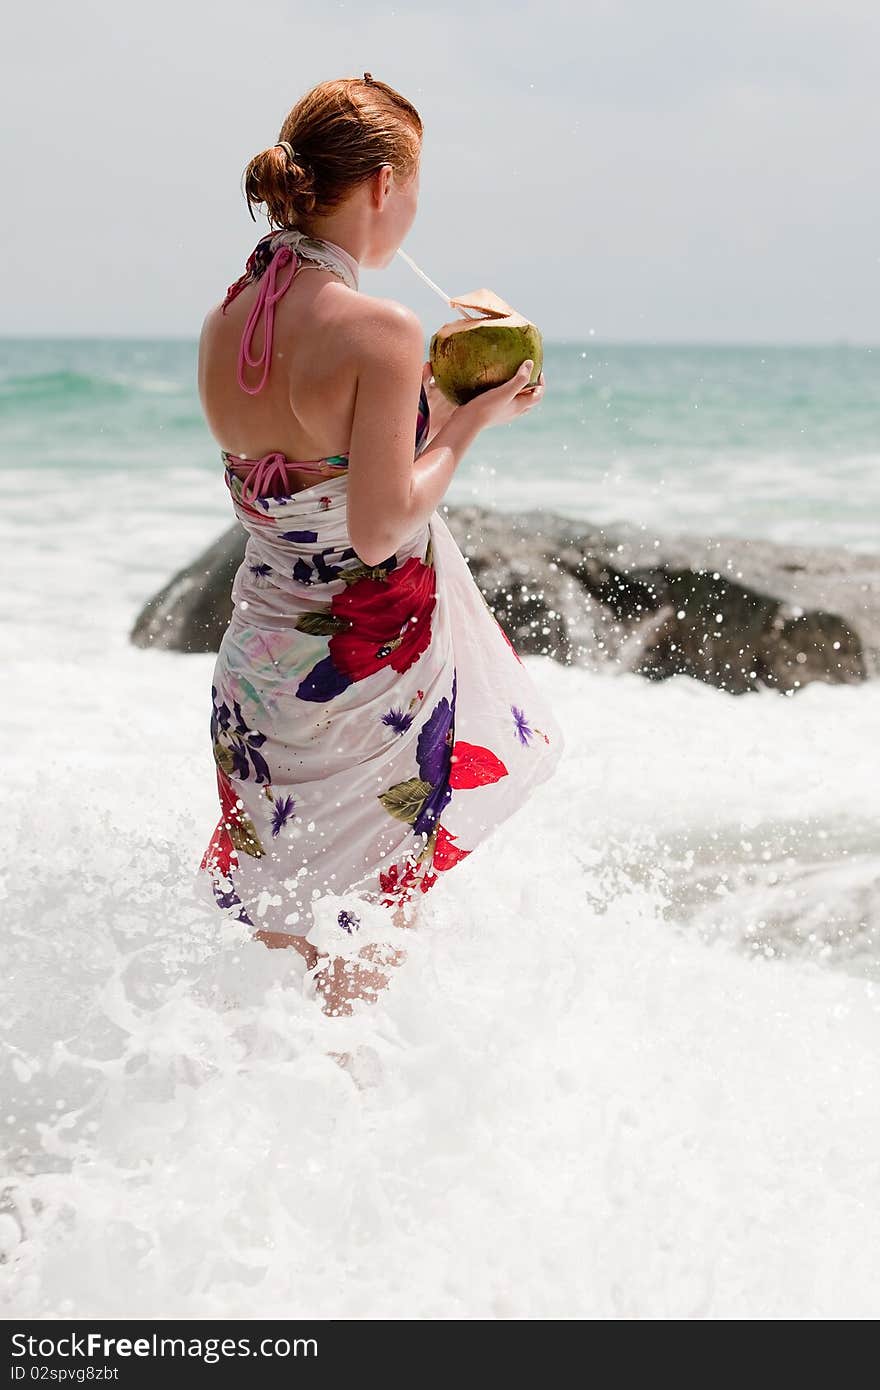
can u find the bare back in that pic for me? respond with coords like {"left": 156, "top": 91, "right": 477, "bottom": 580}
{"left": 198, "top": 264, "right": 367, "bottom": 491}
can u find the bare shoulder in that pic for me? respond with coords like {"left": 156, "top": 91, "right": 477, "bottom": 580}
{"left": 197, "top": 301, "right": 223, "bottom": 356}
{"left": 196, "top": 308, "right": 214, "bottom": 393}
{"left": 345, "top": 295, "right": 424, "bottom": 367}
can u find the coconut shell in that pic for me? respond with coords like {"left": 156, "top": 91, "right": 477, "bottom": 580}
{"left": 449, "top": 289, "right": 514, "bottom": 318}
{"left": 429, "top": 289, "right": 543, "bottom": 406}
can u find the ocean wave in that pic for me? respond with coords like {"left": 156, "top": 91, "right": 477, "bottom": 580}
{"left": 0, "top": 367, "right": 184, "bottom": 406}
{"left": 0, "top": 368, "right": 131, "bottom": 405}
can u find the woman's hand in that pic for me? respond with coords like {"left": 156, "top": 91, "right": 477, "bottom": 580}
{"left": 464, "top": 359, "right": 545, "bottom": 430}
{"left": 421, "top": 360, "right": 458, "bottom": 441}
{"left": 423, "top": 358, "right": 545, "bottom": 438}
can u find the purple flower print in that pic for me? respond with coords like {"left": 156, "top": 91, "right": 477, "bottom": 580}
{"left": 382, "top": 706, "right": 415, "bottom": 735}
{"left": 289, "top": 544, "right": 360, "bottom": 586}
{"left": 376, "top": 672, "right": 459, "bottom": 841}
{"left": 249, "top": 562, "right": 273, "bottom": 578}
{"left": 229, "top": 700, "right": 272, "bottom": 782}
{"left": 417, "top": 693, "right": 454, "bottom": 785}
{"left": 271, "top": 794, "right": 296, "bottom": 837}
{"left": 338, "top": 909, "right": 361, "bottom": 933}
{"left": 211, "top": 687, "right": 272, "bottom": 784}
{"left": 296, "top": 656, "right": 353, "bottom": 702}
{"left": 210, "top": 686, "right": 230, "bottom": 744}
{"left": 511, "top": 705, "right": 534, "bottom": 747}
{"left": 211, "top": 875, "right": 254, "bottom": 925}
{"left": 411, "top": 671, "right": 458, "bottom": 837}
{"left": 279, "top": 529, "right": 320, "bottom": 544}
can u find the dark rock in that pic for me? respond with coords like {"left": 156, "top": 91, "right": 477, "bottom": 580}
{"left": 130, "top": 506, "right": 880, "bottom": 694}
{"left": 131, "top": 523, "right": 246, "bottom": 655}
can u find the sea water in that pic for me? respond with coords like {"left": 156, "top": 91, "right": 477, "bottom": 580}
{"left": 1, "top": 338, "right": 879, "bottom": 1318}
{"left": 3, "top": 336, "right": 878, "bottom": 547}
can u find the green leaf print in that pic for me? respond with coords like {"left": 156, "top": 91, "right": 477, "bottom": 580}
{"left": 213, "top": 741, "right": 236, "bottom": 776}
{"left": 294, "top": 612, "right": 352, "bottom": 636}
{"left": 340, "top": 562, "right": 394, "bottom": 585}
{"left": 228, "top": 815, "right": 265, "bottom": 858}
{"left": 378, "top": 777, "right": 434, "bottom": 824}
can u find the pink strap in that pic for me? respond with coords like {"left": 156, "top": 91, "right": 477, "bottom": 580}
{"left": 237, "top": 452, "right": 292, "bottom": 505}
{"left": 232, "top": 451, "right": 346, "bottom": 504}
{"left": 237, "top": 245, "right": 299, "bottom": 395}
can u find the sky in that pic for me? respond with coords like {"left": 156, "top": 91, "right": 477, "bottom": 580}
{"left": 2, "top": 0, "right": 877, "bottom": 343}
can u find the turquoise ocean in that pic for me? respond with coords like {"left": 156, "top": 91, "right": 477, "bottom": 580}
{"left": 2, "top": 337, "right": 878, "bottom": 549}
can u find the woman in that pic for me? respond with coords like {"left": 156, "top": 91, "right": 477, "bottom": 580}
{"left": 197, "top": 73, "right": 564, "bottom": 1018}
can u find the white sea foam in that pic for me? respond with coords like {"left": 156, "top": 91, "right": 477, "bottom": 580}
{"left": 453, "top": 448, "right": 880, "bottom": 552}
{"left": 2, "top": 462, "right": 879, "bottom": 1318}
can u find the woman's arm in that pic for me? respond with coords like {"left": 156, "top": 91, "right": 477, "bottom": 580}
{"left": 420, "top": 360, "right": 458, "bottom": 445}
{"left": 345, "top": 301, "right": 469, "bottom": 564}
{"left": 346, "top": 301, "right": 540, "bottom": 566}
{"left": 405, "top": 400, "right": 484, "bottom": 524}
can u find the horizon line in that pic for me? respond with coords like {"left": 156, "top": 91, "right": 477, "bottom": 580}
{"left": 0, "top": 334, "right": 876, "bottom": 350}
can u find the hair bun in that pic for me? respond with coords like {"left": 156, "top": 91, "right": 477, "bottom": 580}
{"left": 243, "top": 75, "right": 421, "bottom": 229}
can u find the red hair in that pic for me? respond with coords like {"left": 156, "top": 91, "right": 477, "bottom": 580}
{"left": 241, "top": 73, "right": 422, "bottom": 230}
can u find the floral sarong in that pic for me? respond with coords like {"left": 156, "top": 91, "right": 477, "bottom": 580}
{"left": 200, "top": 443, "right": 565, "bottom": 935}
{"left": 200, "top": 229, "right": 564, "bottom": 937}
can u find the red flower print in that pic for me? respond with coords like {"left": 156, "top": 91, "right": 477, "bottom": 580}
{"left": 329, "top": 555, "right": 436, "bottom": 682}
{"left": 449, "top": 741, "right": 509, "bottom": 790}
{"left": 201, "top": 765, "right": 242, "bottom": 876}
{"left": 201, "top": 817, "right": 237, "bottom": 878}
{"left": 379, "top": 854, "right": 438, "bottom": 907}
{"left": 200, "top": 765, "right": 265, "bottom": 875}
{"left": 431, "top": 825, "right": 472, "bottom": 871}
{"left": 378, "top": 823, "right": 470, "bottom": 904}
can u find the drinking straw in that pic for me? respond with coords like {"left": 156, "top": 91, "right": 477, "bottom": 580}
{"left": 395, "top": 247, "right": 480, "bottom": 319}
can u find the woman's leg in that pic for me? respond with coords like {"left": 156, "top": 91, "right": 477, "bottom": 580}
{"left": 312, "top": 898, "right": 419, "bottom": 1017}
{"left": 253, "top": 899, "right": 420, "bottom": 1017}
{"left": 253, "top": 927, "right": 319, "bottom": 970}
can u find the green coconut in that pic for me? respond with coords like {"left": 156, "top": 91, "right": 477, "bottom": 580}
{"left": 428, "top": 289, "right": 543, "bottom": 406}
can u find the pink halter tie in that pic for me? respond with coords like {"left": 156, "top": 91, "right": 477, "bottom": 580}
{"left": 237, "top": 245, "right": 299, "bottom": 395}
{"left": 223, "top": 232, "right": 363, "bottom": 499}
{"left": 236, "top": 451, "right": 295, "bottom": 506}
